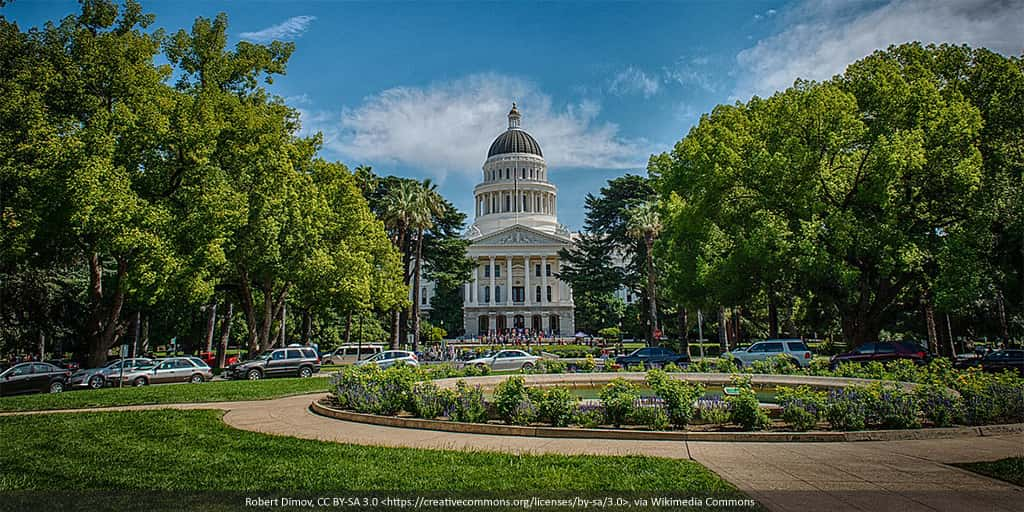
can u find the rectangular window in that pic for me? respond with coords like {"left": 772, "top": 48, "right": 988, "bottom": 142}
{"left": 546, "top": 286, "right": 552, "bottom": 302}
{"left": 535, "top": 264, "right": 541, "bottom": 277}
{"left": 484, "top": 265, "right": 490, "bottom": 277}
{"left": 495, "top": 265, "right": 501, "bottom": 277}
{"left": 512, "top": 287, "right": 524, "bottom": 303}
{"left": 545, "top": 264, "right": 551, "bottom": 276}
{"left": 495, "top": 286, "right": 502, "bottom": 303}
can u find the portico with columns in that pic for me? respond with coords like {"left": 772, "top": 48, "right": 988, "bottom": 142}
{"left": 461, "top": 104, "right": 575, "bottom": 337}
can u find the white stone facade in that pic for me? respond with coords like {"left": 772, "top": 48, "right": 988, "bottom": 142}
{"left": 461, "top": 104, "right": 575, "bottom": 336}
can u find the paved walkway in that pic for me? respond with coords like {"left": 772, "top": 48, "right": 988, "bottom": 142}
{"left": 5, "top": 393, "right": 1022, "bottom": 511}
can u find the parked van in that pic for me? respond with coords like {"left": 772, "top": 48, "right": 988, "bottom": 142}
{"left": 322, "top": 344, "right": 385, "bottom": 365}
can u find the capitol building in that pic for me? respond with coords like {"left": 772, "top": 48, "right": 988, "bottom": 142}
{"left": 459, "top": 104, "right": 576, "bottom": 337}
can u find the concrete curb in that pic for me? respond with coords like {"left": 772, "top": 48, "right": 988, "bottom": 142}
{"left": 310, "top": 399, "right": 1024, "bottom": 443}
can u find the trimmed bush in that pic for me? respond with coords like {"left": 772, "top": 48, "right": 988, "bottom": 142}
{"left": 630, "top": 399, "right": 670, "bottom": 430}
{"left": 410, "top": 382, "right": 455, "bottom": 419}
{"left": 450, "top": 381, "right": 488, "bottom": 423}
{"left": 776, "top": 386, "right": 825, "bottom": 431}
{"left": 536, "top": 386, "right": 578, "bottom": 427}
{"left": 600, "top": 378, "right": 641, "bottom": 427}
{"left": 579, "top": 355, "right": 597, "bottom": 372}
{"left": 646, "top": 369, "right": 703, "bottom": 428}
{"left": 914, "top": 383, "right": 961, "bottom": 427}
{"left": 726, "top": 387, "right": 770, "bottom": 431}
{"left": 826, "top": 387, "right": 868, "bottom": 431}
{"left": 574, "top": 403, "right": 605, "bottom": 428}
{"left": 493, "top": 376, "right": 536, "bottom": 425}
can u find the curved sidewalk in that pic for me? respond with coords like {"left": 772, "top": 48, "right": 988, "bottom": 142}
{"left": 4, "top": 393, "right": 1022, "bottom": 512}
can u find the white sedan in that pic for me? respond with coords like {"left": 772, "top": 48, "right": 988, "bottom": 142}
{"left": 463, "top": 350, "right": 541, "bottom": 371}
{"left": 354, "top": 350, "right": 419, "bottom": 369}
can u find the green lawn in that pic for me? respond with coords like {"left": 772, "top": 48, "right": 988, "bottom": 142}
{"left": 0, "top": 377, "right": 330, "bottom": 413}
{"left": 0, "top": 409, "right": 741, "bottom": 494}
{"left": 954, "top": 458, "right": 1024, "bottom": 486}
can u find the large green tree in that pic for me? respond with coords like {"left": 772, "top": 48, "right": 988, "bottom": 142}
{"left": 656, "top": 43, "right": 1021, "bottom": 348}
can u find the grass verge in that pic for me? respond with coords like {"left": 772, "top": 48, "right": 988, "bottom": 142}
{"left": 0, "top": 377, "right": 329, "bottom": 413}
{"left": 0, "top": 409, "right": 741, "bottom": 493}
{"left": 953, "top": 458, "right": 1024, "bottom": 486}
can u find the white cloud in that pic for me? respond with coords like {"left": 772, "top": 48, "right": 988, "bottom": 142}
{"left": 734, "top": 0, "right": 1024, "bottom": 99}
{"left": 608, "top": 67, "right": 661, "bottom": 98}
{"left": 663, "top": 56, "right": 718, "bottom": 92}
{"left": 309, "top": 73, "right": 648, "bottom": 178}
{"left": 240, "top": 15, "right": 317, "bottom": 42}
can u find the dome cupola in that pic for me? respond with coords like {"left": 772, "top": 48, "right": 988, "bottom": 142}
{"left": 487, "top": 102, "right": 543, "bottom": 157}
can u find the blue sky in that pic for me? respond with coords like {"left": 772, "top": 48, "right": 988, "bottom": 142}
{"left": 6, "top": 0, "right": 1021, "bottom": 230}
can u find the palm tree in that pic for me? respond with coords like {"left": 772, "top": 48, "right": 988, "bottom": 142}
{"left": 409, "top": 180, "right": 443, "bottom": 353}
{"left": 381, "top": 181, "right": 419, "bottom": 348}
{"left": 627, "top": 201, "right": 662, "bottom": 345}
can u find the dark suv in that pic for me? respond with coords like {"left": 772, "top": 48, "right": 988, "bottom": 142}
{"left": 829, "top": 341, "right": 930, "bottom": 369}
{"left": 614, "top": 346, "right": 690, "bottom": 369}
{"left": 226, "top": 347, "right": 320, "bottom": 380}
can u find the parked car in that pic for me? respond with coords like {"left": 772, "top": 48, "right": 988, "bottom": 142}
{"left": 463, "top": 349, "right": 541, "bottom": 371}
{"left": 976, "top": 349, "right": 1024, "bottom": 376}
{"left": 829, "top": 341, "right": 931, "bottom": 369}
{"left": 724, "top": 339, "right": 815, "bottom": 368}
{"left": 354, "top": 350, "right": 418, "bottom": 369}
{"left": 45, "top": 358, "right": 81, "bottom": 371}
{"left": 197, "top": 351, "right": 239, "bottom": 368}
{"left": 116, "top": 357, "right": 214, "bottom": 386}
{"left": 0, "top": 362, "right": 70, "bottom": 396}
{"left": 70, "top": 358, "right": 155, "bottom": 389}
{"left": 322, "top": 344, "right": 384, "bottom": 365}
{"left": 614, "top": 346, "right": 690, "bottom": 369}
{"left": 225, "top": 347, "right": 321, "bottom": 380}
{"left": 953, "top": 347, "right": 996, "bottom": 369}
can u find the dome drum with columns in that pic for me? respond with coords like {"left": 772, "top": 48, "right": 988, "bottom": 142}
{"left": 461, "top": 104, "right": 575, "bottom": 337}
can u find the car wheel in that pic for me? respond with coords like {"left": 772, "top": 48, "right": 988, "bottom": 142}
{"left": 476, "top": 363, "right": 488, "bottom": 370}
{"left": 733, "top": 359, "right": 742, "bottom": 369}
{"left": 521, "top": 362, "right": 535, "bottom": 370}
{"left": 247, "top": 369, "right": 262, "bottom": 381}
{"left": 189, "top": 374, "right": 204, "bottom": 384}
{"left": 298, "top": 366, "right": 312, "bottom": 378}
{"left": 88, "top": 375, "right": 105, "bottom": 389}
{"left": 133, "top": 377, "right": 147, "bottom": 387}
{"left": 49, "top": 381, "right": 65, "bottom": 393}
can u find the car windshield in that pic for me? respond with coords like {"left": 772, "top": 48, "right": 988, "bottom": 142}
{"left": 256, "top": 351, "right": 275, "bottom": 360}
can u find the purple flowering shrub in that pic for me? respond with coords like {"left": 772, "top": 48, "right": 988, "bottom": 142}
{"left": 776, "top": 385, "right": 825, "bottom": 431}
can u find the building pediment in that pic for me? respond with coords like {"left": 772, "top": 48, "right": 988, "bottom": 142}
{"left": 471, "top": 225, "right": 570, "bottom": 247}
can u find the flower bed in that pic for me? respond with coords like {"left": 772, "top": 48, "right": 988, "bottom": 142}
{"left": 326, "top": 361, "right": 1024, "bottom": 433}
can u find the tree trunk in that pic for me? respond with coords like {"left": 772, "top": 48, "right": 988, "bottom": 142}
{"left": 996, "top": 291, "right": 1009, "bottom": 342}
{"left": 840, "top": 313, "right": 883, "bottom": 349}
{"left": 238, "top": 269, "right": 260, "bottom": 356}
{"left": 140, "top": 315, "right": 149, "bottom": 355}
{"left": 301, "top": 308, "right": 311, "bottom": 346}
{"left": 923, "top": 293, "right": 939, "bottom": 355}
{"left": 677, "top": 307, "right": 688, "bottom": 357}
{"left": 411, "top": 228, "right": 425, "bottom": 353}
{"left": 217, "top": 301, "right": 233, "bottom": 368}
{"left": 645, "top": 237, "right": 657, "bottom": 345}
{"left": 85, "top": 254, "right": 128, "bottom": 368}
{"left": 718, "top": 306, "right": 728, "bottom": 354}
{"left": 259, "top": 286, "right": 274, "bottom": 350}
{"left": 390, "top": 309, "right": 400, "bottom": 349}
{"left": 768, "top": 298, "right": 779, "bottom": 338}
{"left": 343, "top": 312, "right": 353, "bottom": 345}
{"left": 38, "top": 331, "right": 45, "bottom": 361}
{"left": 203, "top": 302, "right": 218, "bottom": 353}
{"left": 733, "top": 307, "right": 743, "bottom": 344}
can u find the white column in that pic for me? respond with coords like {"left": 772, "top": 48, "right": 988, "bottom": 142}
{"left": 541, "top": 256, "right": 548, "bottom": 303}
{"left": 489, "top": 256, "right": 495, "bottom": 304}
{"left": 463, "top": 283, "right": 470, "bottom": 307}
{"left": 524, "top": 255, "right": 531, "bottom": 305}
{"left": 472, "top": 261, "right": 479, "bottom": 306}
{"left": 506, "top": 256, "right": 512, "bottom": 305}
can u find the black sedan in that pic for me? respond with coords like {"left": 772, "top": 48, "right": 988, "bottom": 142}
{"left": 614, "top": 346, "right": 690, "bottom": 369}
{"left": 0, "top": 362, "right": 71, "bottom": 396}
{"left": 977, "top": 349, "right": 1024, "bottom": 376}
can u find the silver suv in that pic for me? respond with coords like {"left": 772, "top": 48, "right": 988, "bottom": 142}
{"left": 724, "top": 339, "right": 815, "bottom": 368}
